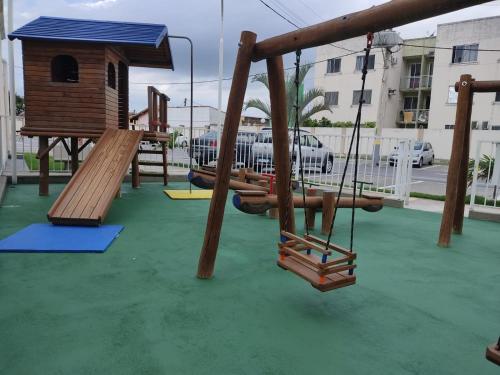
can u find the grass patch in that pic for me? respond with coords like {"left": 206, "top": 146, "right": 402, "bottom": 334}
{"left": 23, "top": 152, "right": 66, "bottom": 172}
{"left": 410, "top": 191, "right": 497, "bottom": 206}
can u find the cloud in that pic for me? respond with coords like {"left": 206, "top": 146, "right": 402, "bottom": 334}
{"left": 69, "top": 0, "right": 118, "bottom": 10}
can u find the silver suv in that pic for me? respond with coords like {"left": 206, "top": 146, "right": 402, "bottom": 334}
{"left": 252, "top": 129, "right": 334, "bottom": 173}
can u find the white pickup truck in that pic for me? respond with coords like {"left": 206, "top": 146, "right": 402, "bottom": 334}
{"left": 252, "top": 128, "right": 334, "bottom": 173}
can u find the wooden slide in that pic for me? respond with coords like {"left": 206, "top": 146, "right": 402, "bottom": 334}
{"left": 48, "top": 129, "right": 143, "bottom": 226}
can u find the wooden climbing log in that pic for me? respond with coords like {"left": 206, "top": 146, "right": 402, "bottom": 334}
{"left": 197, "top": 31, "right": 257, "bottom": 279}
{"left": 189, "top": 169, "right": 269, "bottom": 192}
{"left": 267, "top": 55, "right": 295, "bottom": 234}
{"left": 232, "top": 190, "right": 383, "bottom": 215}
{"left": 438, "top": 74, "right": 473, "bottom": 247}
{"left": 252, "top": 0, "right": 491, "bottom": 61}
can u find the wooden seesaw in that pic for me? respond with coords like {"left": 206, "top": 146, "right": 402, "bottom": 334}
{"left": 188, "top": 168, "right": 298, "bottom": 193}
{"left": 232, "top": 189, "right": 383, "bottom": 233}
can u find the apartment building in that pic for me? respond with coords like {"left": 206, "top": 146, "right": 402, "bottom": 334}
{"left": 429, "top": 16, "right": 500, "bottom": 131}
{"left": 314, "top": 16, "right": 500, "bottom": 132}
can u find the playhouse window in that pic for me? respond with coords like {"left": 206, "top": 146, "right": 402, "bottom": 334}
{"left": 107, "top": 63, "right": 116, "bottom": 89}
{"left": 51, "top": 55, "right": 79, "bottom": 83}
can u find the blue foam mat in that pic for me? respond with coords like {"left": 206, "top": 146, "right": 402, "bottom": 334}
{"left": 0, "top": 224, "right": 124, "bottom": 253}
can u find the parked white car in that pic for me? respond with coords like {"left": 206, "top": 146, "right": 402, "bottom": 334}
{"left": 173, "top": 132, "right": 189, "bottom": 148}
{"left": 252, "top": 129, "right": 334, "bottom": 173}
{"left": 389, "top": 141, "right": 434, "bottom": 168}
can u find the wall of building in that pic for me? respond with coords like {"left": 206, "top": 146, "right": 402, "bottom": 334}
{"left": 313, "top": 36, "right": 403, "bottom": 128}
{"left": 428, "top": 16, "right": 500, "bottom": 131}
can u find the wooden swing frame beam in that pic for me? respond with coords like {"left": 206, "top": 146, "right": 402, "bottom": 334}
{"left": 197, "top": 0, "right": 493, "bottom": 279}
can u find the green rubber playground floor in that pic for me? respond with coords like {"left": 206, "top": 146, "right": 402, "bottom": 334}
{"left": 1, "top": 182, "right": 499, "bottom": 375}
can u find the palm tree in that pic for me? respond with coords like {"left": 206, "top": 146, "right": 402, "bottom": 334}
{"left": 244, "top": 63, "right": 331, "bottom": 127}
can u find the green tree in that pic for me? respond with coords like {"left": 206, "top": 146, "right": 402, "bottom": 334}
{"left": 467, "top": 155, "right": 495, "bottom": 186}
{"left": 244, "top": 63, "right": 331, "bottom": 127}
{"left": 16, "top": 95, "right": 25, "bottom": 115}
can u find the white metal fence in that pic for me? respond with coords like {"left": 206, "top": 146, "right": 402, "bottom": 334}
{"left": 470, "top": 140, "right": 500, "bottom": 210}
{"left": 6, "top": 125, "right": 415, "bottom": 203}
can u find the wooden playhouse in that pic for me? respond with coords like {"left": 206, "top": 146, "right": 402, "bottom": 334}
{"left": 9, "top": 16, "right": 174, "bottom": 225}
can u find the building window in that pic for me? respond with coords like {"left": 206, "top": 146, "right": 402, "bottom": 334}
{"left": 326, "top": 58, "right": 341, "bottom": 73}
{"left": 451, "top": 44, "right": 479, "bottom": 64}
{"left": 448, "top": 86, "right": 458, "bottom": 104}
{"left": 325, "top": 91, "right": 339, "bottom": 106}
{"left": 492, "top": 125, "right": 500, "bottom": 131}
{"left": 495, "top": 92, "right": 500, "bottom": 102}
{"left": 482, "top": 121, "right": 489, "bottom": 130}
{"left": 107, "top": 62, "right": 116, "bottom": 89}
{"left": 355, "top": 55, "right": 375, "bottom": 71}
{"left": 51, "top": 55, "right": 79, "bottom": 83}
{"left": 403, "top": 96, "right": 418, "bottom": 110}
{"left": 445, "top": 124, "right": 455, "bottom": 130}
{"left": 352, "top": 89, "right": 372, "bottom": 105}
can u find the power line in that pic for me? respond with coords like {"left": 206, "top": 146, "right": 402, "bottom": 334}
{"left": 257, "top": 0, "right": 356, "bottom": 53}
{"left": 398, "top": 42, "right": 500, "bottom": 52}
{"left": 130, "top": 49, "right": 362, "bottom": 86}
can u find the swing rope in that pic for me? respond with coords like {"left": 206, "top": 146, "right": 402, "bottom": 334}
{"left": 324, "top": 33, "right": 373, "bottom": 261}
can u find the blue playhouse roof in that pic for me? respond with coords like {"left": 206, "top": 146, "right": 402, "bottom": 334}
{"left": 9, "top": 16, "right": 174, "bottom": 69}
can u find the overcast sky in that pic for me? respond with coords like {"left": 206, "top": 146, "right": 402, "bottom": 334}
{"left": 7, "top": 0, "right": 500, "bottom": 115}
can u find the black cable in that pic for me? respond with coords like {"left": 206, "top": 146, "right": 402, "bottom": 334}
{"left": 293, "top": 50, "right": 310, "bottom": 236}
{"left": 130, "top": 50, "right": 362, "bottom": 86}
{"left": 398, "top": 42, "right": 500, "bottom": 52}
{"left": 324, "top": 34, "right": 373, "bottom": 263}
{"left": 258, "top": 0, "right": 356, "bottom": 53}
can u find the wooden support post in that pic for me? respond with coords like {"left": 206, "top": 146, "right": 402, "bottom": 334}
{"left": 197, "top": 31, "right": 257, "bottom": 279}
{"left": 322, "top": 190, "right": 335, "bottom": 235}
{"left": 438, "top": 74, "right": 473, "bottom": 247}
{"left": 238, "top": 168, "right": 247, "bottom": 182}
{"left": 39, "top": 136, "right": 49, "bottom": 196}
{"left": 453, "top": 82, "right": 474, "bottom": 234}
{"left": 269, "top": 181, "right": 279, "bottom": 219}
{"left": 161, "top": 142, "right": 168, "bottom": 186}
{"left": 132, "top": 151, "right": 139, "bottom": 188}
{"left": 267, "top": 55, "right": 295, "bottom": 234}
{"left": 70, "top": 137, "right": 79, "bottom": 175}
{"left": 306, "top": 188, "right": 317, "bottom": 230}
{"left": 256, "top": 180, "right": 268, "bottom": 216}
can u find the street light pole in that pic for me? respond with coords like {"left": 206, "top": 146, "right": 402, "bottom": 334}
{"left": 7, "top": 0, "right": 17, "bottom": 184}
{"left": 217, "top": 0, "right": 224, "bottom": 158}
{"left": 168, "top": 35, "right": 193, "bottom": 192}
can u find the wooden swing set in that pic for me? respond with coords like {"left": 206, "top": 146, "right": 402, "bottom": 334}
{"left": 196, "top": 0, "right": 493, "bottom": 290}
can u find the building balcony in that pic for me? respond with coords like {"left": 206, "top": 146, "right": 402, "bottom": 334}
{"left": 396, "top": 109, "right": 429, "bottom": 128}
{"left": 400, "top": 75, "right": 432, "bottom": 91}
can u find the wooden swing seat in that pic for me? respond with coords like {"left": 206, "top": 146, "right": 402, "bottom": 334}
{"left": 486, "top": 342, "right": 500, "bottom": 366}
{"left": 278, "top": 231, "right": 357, "bottom": 292}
